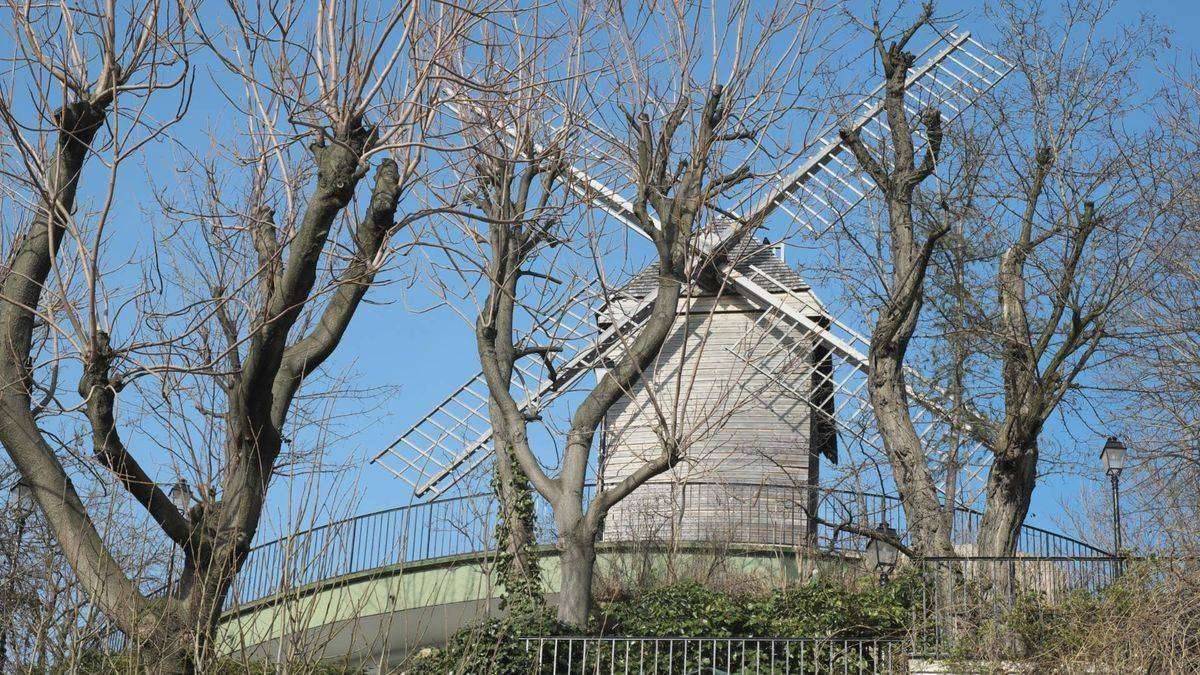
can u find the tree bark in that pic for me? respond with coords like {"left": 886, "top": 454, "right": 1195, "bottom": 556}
{"left": 0, "top": 98, "right": 186, "bottom": 651}
{"left": 493, "top": 440, "right": 542, "bottom": 609}
{"left": 554, "top": 518, "right": 597, "bottom": 629}
{"left": 469, "top": 139, "right": 560, "bottom": 599}
{"left": 975, "top": 152, "right": 1103, "bottom": 557}
{"left": 977, "top": 440, "right": 1038, "bottom": 555}
{"left": 840, "top": 12, "right": 955, "bottom": 558}
{"left": 869, "top": 349, "right": 956, "bottom": 556}
{"left": 1, "top": 113, "right": 407, "bottom": 668}
{"left": 465, "top": 83, "right": 749, "bottom": 631}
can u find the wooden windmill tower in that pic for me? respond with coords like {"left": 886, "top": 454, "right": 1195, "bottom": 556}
{"left": 371, "top": 29, "right": 1012, "bottom": 540}
{"left": 597, "top": 237, "right": 838, "bottom": 545}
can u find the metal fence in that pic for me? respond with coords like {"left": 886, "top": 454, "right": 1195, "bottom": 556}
{"left": 628, "top": 482, "right": 1111, "bottom": 560}
{"left": 519, "top": 637, "right": 907, "bottom": 674}
{"left": 226, "top": 491, "right": 498, "bottom": 610}
{"left": 913, "top": 556, "right": 1122, "bottom": 654}
{"left": 225, "top": 482, "right": 1110, "bottom": 611}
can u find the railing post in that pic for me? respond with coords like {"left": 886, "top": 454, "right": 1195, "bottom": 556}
{"left": 425, "top": 502, "right": 434, "bottom": 558}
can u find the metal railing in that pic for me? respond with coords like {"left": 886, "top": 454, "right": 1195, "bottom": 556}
{"left": 225, "top": 490, "right": 498, "bottom": 610}
{"left": 913, "top": 556, "right": 1124, "bottom": 654}
{"left": 602, "top": 481, "right": 1110, "bottom": 559}
{"left": 520, "top": 636, "right": 907, "bottom": 674}
{"left": 224, "top": 481, "right": 1109, "bottom": 612}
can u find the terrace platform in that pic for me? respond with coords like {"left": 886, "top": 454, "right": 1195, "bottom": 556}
{"left": 204, "top": 483, "right": 1108, "bottom": 668}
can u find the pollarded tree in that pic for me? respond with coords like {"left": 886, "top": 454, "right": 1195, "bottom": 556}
{"left": 972, "top": 0, "right": 1177, "bottom": 556}
{"left": 436, "top": 11, "right": 577, "bottom": 616}
{"left": 838, "top": 0, "right": 1177, "bottom": 557}
{"left": 839, "top": 3, "right": 957, "bottom": 558}
{"left": 429, "top": 1, "right": 835, "bottom": 629}
{"left": 0, "top": 0, "right": 472, "bottom": 669}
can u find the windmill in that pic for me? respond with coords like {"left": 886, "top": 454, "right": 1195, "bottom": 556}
{"left": 372, "top": 27, "right": 1012, "bottom": 531}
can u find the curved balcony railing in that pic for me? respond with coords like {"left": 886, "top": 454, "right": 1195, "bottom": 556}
{"left": 222, "top": 482, "right": 1110, "bottom": 613}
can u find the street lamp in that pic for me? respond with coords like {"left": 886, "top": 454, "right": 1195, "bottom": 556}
{"left": 1099, "top": 437, "right": 1126, "bottom": 571}
{"left": 865, "top": 522, "right": 900, "bottom": 585}
{"left": 166, "top": 480, "right": 192, "bottom": 597}
{"left": 2, "top": 480, "right": 34, "bottom": 672}
{"left": 169, "top": 479, "right": 192, "bottom": 514}
{"left": 11, "top": 480, "right": 32, "bottom": 516}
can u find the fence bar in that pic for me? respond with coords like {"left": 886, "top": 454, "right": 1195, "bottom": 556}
{"left": 515, "top": 637, "right": 908, "bottom": 674}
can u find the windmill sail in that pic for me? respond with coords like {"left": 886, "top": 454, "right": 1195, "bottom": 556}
{"left": 373, "top": 288, "right": 659, "bottom": 496}
{"left": 372, "top": 28, "right": 1011, "bottom": 499}
{"left": 741, "top": 30, "right": 1008, "bottom": 233}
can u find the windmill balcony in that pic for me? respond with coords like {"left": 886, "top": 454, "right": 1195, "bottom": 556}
{"left": 221, "top": 481, "right": 1107, "bottom": 616}
{"left": 95, "top": 481, "right": 1110, "bottom": 666}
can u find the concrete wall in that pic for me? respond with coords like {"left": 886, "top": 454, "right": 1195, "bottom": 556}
{"left": 216, "top": 546, "right": 836, "bottom": 669}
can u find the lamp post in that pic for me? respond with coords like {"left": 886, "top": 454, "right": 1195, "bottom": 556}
{"left": 167, "top": 479, "right": 192, "bottom": 597}
{"left": 1099, "top": 437, "right": 1126, "bottom": 574}
{"left": 1, "top": 480, "right": 34, "bottom": 672}
{"left": 865, "top": 522, "right": 900, "bottom": 586}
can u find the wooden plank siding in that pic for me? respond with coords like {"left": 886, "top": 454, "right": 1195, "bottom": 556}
{"left": 599, "top": 289, "right": 830, "bottom": 546}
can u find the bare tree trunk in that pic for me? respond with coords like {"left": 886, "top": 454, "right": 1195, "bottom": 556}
{"left": 841, "top": 8, "right": 955, "bottom": 558}
{"left": 870, "top": 352, "right": 956, "bottom": 556}
{"left": 555, "top": 518, "right": 597, "bottom": 629}
{"left": 492, "top": 440, "right": 542, "bottom": 610}
{"left": 0, "top": 94, "right": 193, "bottom": 654}
{"left": 546, "top": 271, "right": 686, "bottom": 628}
{"left": 978, "top": 442, "right": 1037, "bottom": 555}
{"left": 448, "top": 3, "right": 825, "bottom": 631}
{"left": 0, "top": 0, "right": 461, "bottom": 663}
{"left": 975, "top": 151, "right": 1097, "bottom": 557}
{"left": 961, "top": 4, "right": 1168, "bottom": 558}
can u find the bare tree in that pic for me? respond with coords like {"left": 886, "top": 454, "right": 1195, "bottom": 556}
{"left": 967, "top": 0, "right": 1173, "bottom": 556}
{"left": 427, "top": 1, "right": 832, "bottom": 628}
{"left": 839, "top": 3, "right": 956, "bottom": 557}
{"left": 442, "top": 68, "right": 723, "bottom": 629}
{"left": 0, "top": 0, "right": 471, "bottom": 668}
{"left": 1110, "top": 56, "right": 1200, "bottom": 557}
{"left": 442, "top": 11, "right": 577, "bottom": 615}
{"left": 0, "top": 0, "right": 192, "bottom": 664}
{"left": 838, "top": 0, "right": 1175, "bottom": 557}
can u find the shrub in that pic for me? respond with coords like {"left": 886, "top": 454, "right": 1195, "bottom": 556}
{"left": 599, "top": 580, "right": 752, "bottom": 637}
{"left": 405, "top": 608, "right": 560, "bottom": 675}
{"left": 757, "top": 570, "right": 919, "bottom": 638}
{"left": 417, "top": 574, "right": 918, "bottom": 674}
{"left": 938, "top": 559, "right": 1200, "bottom": 671}
{"left": 598, "top": 572, "right": 918, "bottom": 639}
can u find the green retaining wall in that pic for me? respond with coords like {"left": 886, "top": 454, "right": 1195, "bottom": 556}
{"left": 216, "top": 544, "right": 849, "bottom": 667}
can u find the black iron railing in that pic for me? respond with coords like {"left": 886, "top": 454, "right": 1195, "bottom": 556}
{"left": 913, "top": 556, "right": 1126, "bottom": 654}
{"left": 223, "top": 482, "right": 1109, "bottom": 612}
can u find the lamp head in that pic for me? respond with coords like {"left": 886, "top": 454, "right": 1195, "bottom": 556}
{"left": 865, "top": 522, "right": 900, "bottom": 572}
{"left": 1100, "top": 436, "right": 1128, "bottom": 477}
{"left": 10, "top": 479, "right": 33, "bottom": 515}
{"left": 168, "top": 479, "right": 193, "bottom": 514}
